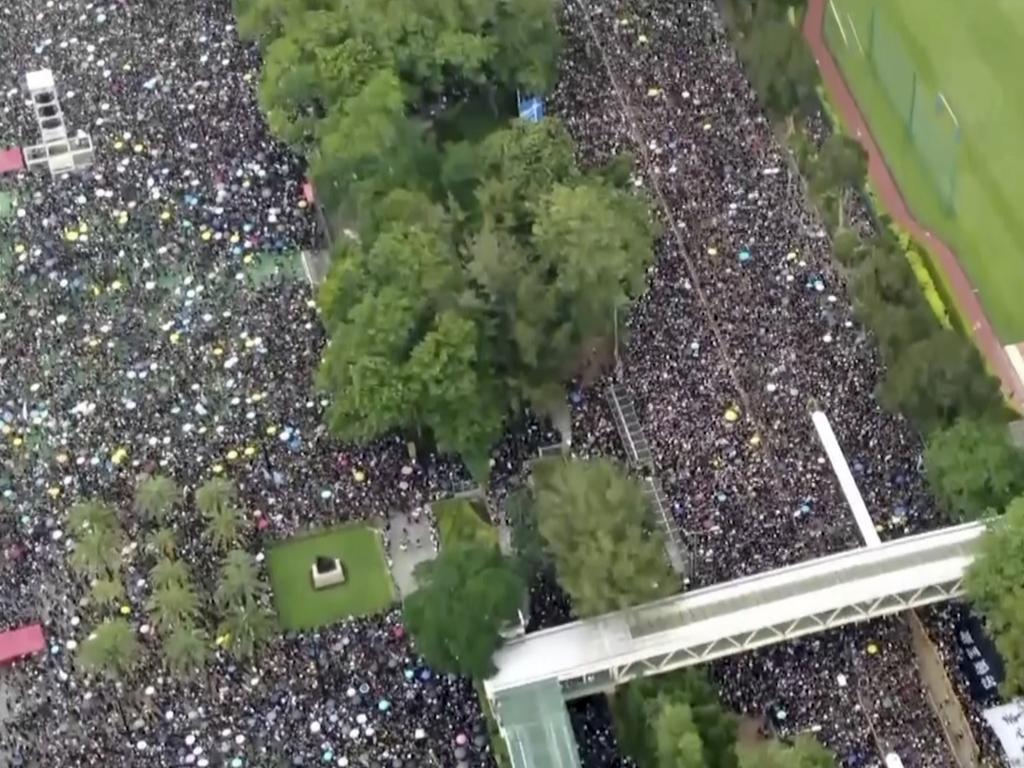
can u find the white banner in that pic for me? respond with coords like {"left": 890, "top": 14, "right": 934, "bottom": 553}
{"left": 983, "top": 700, "right": 1024, "bottom": 767}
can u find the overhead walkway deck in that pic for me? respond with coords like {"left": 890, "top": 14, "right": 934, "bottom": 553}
{"left": 486, "top": 521, "right": 984, "bottom": 702}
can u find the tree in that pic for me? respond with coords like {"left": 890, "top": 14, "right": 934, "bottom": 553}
{"left": 466, "top": 177, "right": 655, "bottom": 411}
{"left": 473, "top": 118, "right": 578, "bottom": 231}
{"left": 147, "top": 527, "right": 178, "bottom": 559}
{"left": 965, "top": 495, "right": 1024, "bottom": 696}
{"left": 195, "top": 478, "right": 238, "bottom": 517}
{"left": 206, "top": 505, "right": 241, "bottom": 551}
{"left": 150, "top": 557, "right": 191, "bottom": 591}
{"left": 90, "top": 577, "right": 126, "bottom": 607}
{"left": 70, "top": 526, "right": 122, "bottom": 580}
{"left": 739, "top": 736, "right": 836, "bottom": 768}
{"left": 851, "top": 245, "right": 922, "bottom": 309}
{"left": 925, "top": 417, "right": 1024, "bottom": 521}
{"left": 217, "top": 603, "right": 276, "bottom": 661}
{"left": 316, "top": 220, "right": 506, "bottom": 460}
{"left": 832, "top": 228, "right": 867, "bottom": 269}
{"left": 505, "top": 487, "right": 549, "bottom": 580}
{"left": 655, "top": 700, "right": 705, "bottom": 768}
{"left": 147, "top": 582, "right": 201, "bottom": 632}
{"left": 68, "top": 499, "right": 119, "bottom": 536}
{"left": 78, "top": 619, "right": 142, "bottom": 681}
{"left": 859, "top": 297, "right": 936, "bottom": 364}
{"left": 403, "top": 542, "right": 524, "bottom": 678}
{"left": 215, "top": 549, "right": 266, "bottom": 608}
{"left": 533, "top": 458, "right": 677, "bottom": 616}
{"left": 878, "top": 330, "right": 1003, "bottom": 433}
{"left": 134, "top": 475, "right": 179, "bottom": 523}
{"left": 811, "top": 134, "right": 867, "bottom": 230}
{"left": 163, "top": 625, "right": 209, "bottom": 678}
{"left": 613, "top": 671, "right": 739, "bottom": 768}
{"left": 741, "top": 4, "right": 818, "bottom": 129}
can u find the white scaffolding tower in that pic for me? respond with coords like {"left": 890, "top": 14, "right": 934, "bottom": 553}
{"left": 21, "top": 69, "right": 94, "bottom": 176}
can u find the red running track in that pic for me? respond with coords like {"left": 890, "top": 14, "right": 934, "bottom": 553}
{"left": 802, "top": 0, "right": 1024, "bottom": 410}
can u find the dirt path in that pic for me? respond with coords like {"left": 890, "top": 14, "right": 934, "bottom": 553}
{"left": 802, "top": 0, "right": 1024, "bottom": 410}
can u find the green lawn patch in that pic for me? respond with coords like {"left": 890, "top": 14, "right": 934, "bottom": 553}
{"left": 266, "top": 524, "right": 395, "bottom": 630}
{"left": 433, "top": 497, "right": 498, "bottom": 549}
{"left": 823, "top": 0, "right": 1024, "bottom": 341}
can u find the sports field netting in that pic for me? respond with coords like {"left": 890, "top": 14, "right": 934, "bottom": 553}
{"left": 822, "top": 0, "right": 1024, "bottom": 342}
{"left": 827, "top": 2, "right": 960, "bottom": 211}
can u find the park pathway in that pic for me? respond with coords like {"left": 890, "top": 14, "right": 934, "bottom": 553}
{"left": 802, "top": 0, "right": 1024, "bottom": 410}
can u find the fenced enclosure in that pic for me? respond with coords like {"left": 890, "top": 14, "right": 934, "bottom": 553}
{"left": 825, "top": 0, "right": 960, "bottom": 212}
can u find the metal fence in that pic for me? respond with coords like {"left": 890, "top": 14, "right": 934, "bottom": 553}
{"left": 825, "top": 0, "right": 960, "bottom": 212}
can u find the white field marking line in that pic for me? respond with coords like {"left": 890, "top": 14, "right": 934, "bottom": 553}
{"left": 847, "top": 13, "right": 865, "bottom": 55}
{"left": 830, "top": 0, "right": 849, "bottom": 46}
{"left": 938, "top": 91, "right": 959, "bottom": 128}
{"left": 1004, "top": 344, "right": 1024, "bottom": 389}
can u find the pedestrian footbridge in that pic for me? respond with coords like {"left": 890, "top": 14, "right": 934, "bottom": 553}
{"left": 484, "top": 521, "right": 986, "bottom": 768}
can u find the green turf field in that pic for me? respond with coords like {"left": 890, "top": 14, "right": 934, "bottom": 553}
{"left": 266, "top": 524, "right": 395, "bottom": 630}
{"left": 824, "top": 0, "right": 1024, "bottom": 342}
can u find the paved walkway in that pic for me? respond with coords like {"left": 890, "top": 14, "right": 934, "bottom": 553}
{"left": 802, "top": 0, "right": 1024, "bottom": 410}
{"left": 386, "top": 511, "right": 436, "bottom": 598}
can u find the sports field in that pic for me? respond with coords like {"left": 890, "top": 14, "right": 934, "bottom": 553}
{"left": 824, "top": 0, "right": 1024, "bottom": 342}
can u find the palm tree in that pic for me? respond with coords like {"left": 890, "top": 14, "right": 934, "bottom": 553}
{"left": 150, "top": 557, "right": 189, "bottom": 591}
{"left": 163, "top": 624, "right": 209, "bottom": 677}
{"left": 146, "top": 526, "right": 177, "bottom": 559}
{"left": 70, "top": 526, "right": 122, "bottom": 579}
{"left": 90, "top": 577, "right": 126, "bottom": 607}
{"left": 196, "top": 478, "right": 237, "bottom": 518}
{"left": 77, "top": 618, "right": 141, "bottom": 681}
{"left": 68, "top": 499, "right": 119, "bottom": 535}
{"left": 206, "top": 505, "right": 240, "bottom": 551}
{"left": 215, "top": 549, "right": 265, "bottom": 608}
{"left": 217, "top": 603, "right": 276, "bottom": 661}
{"left": 134, "top": 475, "right": 179, "bottom": 523}
{"left": 146, "top": 582, "right": 200, "bottom": 632}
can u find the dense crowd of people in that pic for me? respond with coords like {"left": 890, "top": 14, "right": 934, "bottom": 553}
{"left": 550, "top": 0, "right": 1008, "bottom": 765}
{"left": 0, "top": 0, "right": 1009, "bottom": 765}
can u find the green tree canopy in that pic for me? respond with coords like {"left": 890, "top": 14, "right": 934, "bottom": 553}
{"left": 134, "top": 474, "right": 179, "bottom": 523}
{"left": 195, "top": 477, "right": 237, "bottom": 516}
{"left": 216, "top": 549, "right": 268, "bottom": 609}
{"left": 217, "top": 603, "right": 277, "bottom": 661}
{"left": 533, "top": 458, "right": 678, "bottom": 616}
{"left": 147, "top": 581, "right": 201, "bottom": 633}
{"left": 78, "top": 618, "right": 142, "bottom": 681}
{"left": 739, "top": 735, "right": 837, "bottom": 768}
{"left": 613, "top": 671, "right": 739, "bottom": 768}
{"left": 164, "top": 625, "right": 209, "bottom": 678}
{"left": 505, "top": 487, "right": 549, "bottom": 580}
{"left": 151, "top": 557, "right": 191, "bottom": 592}
{"left": 878, "top": 329, "right": 1003, "bottom": 433}
{"left": 811, "top": 134, "right": 867, "bottom": 230}
{"left": 925, "top": 417, "right": 1024, "bottom": 521}
{"left": 655, "top": 700, "right": 706, "bottom": 768}
{"left": 70, "top": 525, "right": 122, "bottom": 580}
{"left": 740, "top": 4, "right": 817, "bottom": 126}
{"left": 965, "top": 495, "right": 1024, "bottom": 695}
{"left": 316, "top": 220, "right": 506, "bottom": 459}
{"left": 403, "top": 542, "right": 524, "bottom": 678}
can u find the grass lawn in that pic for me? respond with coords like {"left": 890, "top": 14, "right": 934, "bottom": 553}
{"left": 266, "top": 524, "right": 395, "bottom": 630}
{"left": 823, "top": 0, "right": 1024, "bottom": 342}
